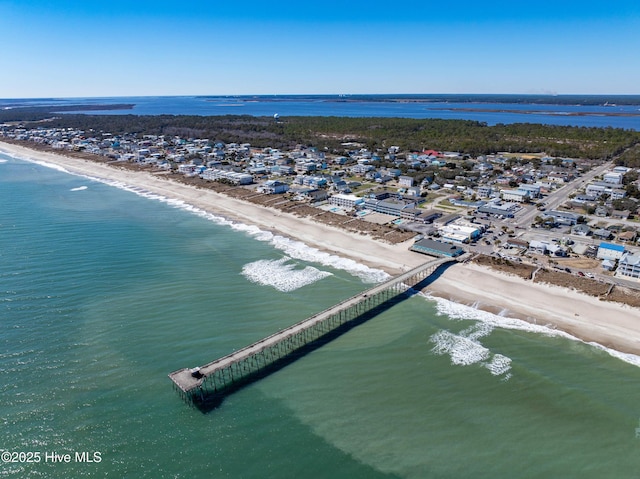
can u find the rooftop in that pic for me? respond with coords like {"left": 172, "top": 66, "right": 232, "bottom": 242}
{"left": 599, "top": 242, "right": 625, "bottom": 252}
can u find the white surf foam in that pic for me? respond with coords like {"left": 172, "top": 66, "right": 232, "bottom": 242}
{"left": 485, "top": 354, "right": 512, "bottom": 378}
{"left": 459, "top": 321, "right": 494, "bottom": 341}
{"left": 424, "top": 293, "right": 640, "bottom": 369}
{"left": 428, "top": 292, "right": 575, "bottom": 338}
{"left": 6, "top": 152, "right": 389, "bottom": 284}
{"left": 70, "top": 186, "right": 88, "bottom": 191}
{"left": 430, "top": 328, "right": 491, "bottom": 366}
{"left": 6, "top": 153, "right": 72, "bottom": 174}
{"left": 429, "top": 322, "right": 512, "bottom": 378}
{"left": 0, "top": 158, "right": 8, "bottom": 163}
{"left": 241, "top": 257, "right": 333, "bottom": 292}
{"left": 72, "top": 181, "right": 388, "bottom": 284}
{"left": 585, "top": 341, "right": 640, "bottom": 368}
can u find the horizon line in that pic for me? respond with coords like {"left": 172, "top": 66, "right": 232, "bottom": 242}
{"left": 3, "top": 92, "right": 640, "bottom": 101}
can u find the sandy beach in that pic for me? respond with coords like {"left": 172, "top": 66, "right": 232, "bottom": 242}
{"left": 0, "top": 141, "right": 424, "bottom": 275}
{"left": 428, "top": 263, "right": 640, "bottom": 356}
{"left": 2, "top": 140, "right": 640, "bottom": 356}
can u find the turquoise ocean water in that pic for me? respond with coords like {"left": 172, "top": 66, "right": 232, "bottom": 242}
{"left": 1, "top": 151, "right": 640, "bottom": 478}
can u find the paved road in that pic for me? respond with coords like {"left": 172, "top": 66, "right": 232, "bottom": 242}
{"left": 515, "top": 160, "right": 614, "bottom": 227}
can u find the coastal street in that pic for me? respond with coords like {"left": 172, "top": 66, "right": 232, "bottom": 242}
{"left": 2, "top": 1, "right": 640, "bottom": 477}
{"left": 514, "top": 160, "right": 614, "bottom": 227}
{"left": 2, "top": 138, "right": 638, "bottom": 350}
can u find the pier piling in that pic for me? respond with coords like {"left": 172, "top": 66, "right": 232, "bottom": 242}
{"left": 169, "top": 257, "right": 455, "bottom": 409}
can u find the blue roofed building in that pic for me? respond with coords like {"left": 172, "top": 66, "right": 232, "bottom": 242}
{"left": 596, "top": 242, "right": 625, "bottom": 261}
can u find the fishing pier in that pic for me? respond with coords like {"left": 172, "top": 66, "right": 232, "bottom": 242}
{"left": 169, "top": 256, "right": 456, "bottom": 406}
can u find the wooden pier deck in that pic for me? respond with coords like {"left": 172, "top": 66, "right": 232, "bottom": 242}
{"left": 169, "top": 256, "right": 455, "bottom": 398}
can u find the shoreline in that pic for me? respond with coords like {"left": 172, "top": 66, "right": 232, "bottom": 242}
{"left": 440, "top": 107, "right": 640, "bottom": 117}
{"left": 2, "top": 140, "right": 640, "bottom": 357}
{"left": 425, "top": 263, "right": 640, "bottom": 358}
{"left": 0, "top": 141, "right": 424, "bottom": 276}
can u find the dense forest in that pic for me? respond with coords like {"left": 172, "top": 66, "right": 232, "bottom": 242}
{"left": 2, "top": 106, "right": 640, "bottom": 160}
{"left": 614, "top": 144, "right": 640, "bottom": 168}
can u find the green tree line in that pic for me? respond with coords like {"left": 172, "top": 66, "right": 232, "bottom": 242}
{"left": 2, "top": 107, "right": 639, "bottom": 160}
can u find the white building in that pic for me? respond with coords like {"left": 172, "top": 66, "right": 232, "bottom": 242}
{"left": 350, "top": 164, "right": 375, "bottom": 175}
{"left": 603, "top": 172, "right": 623, "bottom": 185}
{"left": 586, "top": 182, "right": 626, "bottom": 200}
{"left": 616, "top": 253, "right": 640, "bottom": 280}
{"left": 529, "top": 240, "right": 566, "bottom": 256}
{"left": 258, "top": 180, "right": 289, "bottom": 194}
{"left": 178, "top": 163, "right": 199, "bottom": 175}
{"left": 476, "top": 186, "right": 493, "bottom": 198}
{"left": 543, "top": 210, "right": 580, "bottom": 226}
{"left": 398, "top": 176, "right": 414, "bottom": 187}
{"left": 200, "top": 168, "right": 253, "bottom": 185}
{"left": 518, "top": 184, "right": 541, "bottom": 198}
{"left": 329, "top": 194, "right": 364, "bottom": 210}
{"left": 596, "top": 242, "right": 625, "bottom": 261}
{"left": 529, "top": 240, "right": 549, "bottom": 254}
{"left": 501, "top": 189, "right": 530, "bottom": 202}
{"left": 612, "top": 166, "right": 631, "bottom": 174}
{"left": 438, "top": 220, "right": 482, "bottom": 244}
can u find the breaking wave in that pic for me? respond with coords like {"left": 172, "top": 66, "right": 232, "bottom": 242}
{"left": 145, "top": 194, "right": 389, "bottom": 284}
{"left": 5, "top": 151, "right": 389, "bottom": 284}
{"left": 4, "top": 153, "right": 72, "bottom": 174}
{"left": 241, "top": 257, "right": 333, "bottom": 292}
{"left": 70, "top": 186, "right": 88, "bottom": 191}
{"left": 429, "top": 322, "right": 512, "bottom": 379}
{"left": 142, "top": 193, "right": 388, "bottom": 283}
{"left": 430, "top": 329, "right": 491, "bottom": 366}
{"left": 424, "top": 293, "right": 640, "bottom": 369}
{"left": 485, "top": 354, "right": 512, "bottom": 378}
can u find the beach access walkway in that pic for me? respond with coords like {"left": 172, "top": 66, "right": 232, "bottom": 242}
{"left": 169, "top": 256, "right": 457, "bottom": 406}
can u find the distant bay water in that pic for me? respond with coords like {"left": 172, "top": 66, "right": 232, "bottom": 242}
{"left": 2, "top": 94, "right": 640, "bottom": 130}
{"left": 2, "top": 150, "right": 640, "bottom": 477}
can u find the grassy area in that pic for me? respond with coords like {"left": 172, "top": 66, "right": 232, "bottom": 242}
{"left": 435, "top": 199, "right": 463, "bottom": 210}
{"left": 435, "top": 204, "right": 459, "bottom": 212}
{"left": 351, "top": 183, "right": 378, "bottom": 194}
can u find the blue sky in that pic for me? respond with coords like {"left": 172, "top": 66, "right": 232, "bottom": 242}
{"left": 1, "top": 0, "right": 639, "bottom": 98}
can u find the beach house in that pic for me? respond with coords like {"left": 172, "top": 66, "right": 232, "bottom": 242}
{"left": 596, "top": 242, "right": 625, "bottom": 261}
{"left": 398, "top": 176, "right": 414, "bottom": 187}
{"left": 603, "top": 171, "right": 624, "bottom": 185}
{"left": 616, "top": 253, "right": 640, "bottom": 280}
{"left": 258, "top": 180, "right": 289, "bottom": 194}
{"left": 329, "top": 194, "right": 364, "bottom": 210}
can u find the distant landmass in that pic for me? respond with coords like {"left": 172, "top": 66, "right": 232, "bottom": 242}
{"left": 4, "top": 94, "right": 640, "bottom": 111}
{"left": 2, "top": 94, "right": 639, "bottom": 131}
{"left": 199, "top": 94, "right": 640, "bottom": 106}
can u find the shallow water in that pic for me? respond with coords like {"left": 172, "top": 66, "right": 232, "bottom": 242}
{"left": 1, "top": 152, "right": 639, "bottom": 478}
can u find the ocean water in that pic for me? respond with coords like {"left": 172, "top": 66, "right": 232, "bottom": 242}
{"left": 1, "top": 151, "right": 640, "bottom": 478}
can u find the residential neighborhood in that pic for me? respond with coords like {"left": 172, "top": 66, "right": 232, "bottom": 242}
{"left": 3, "top": 124, "right": 640, "bottom": 284}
